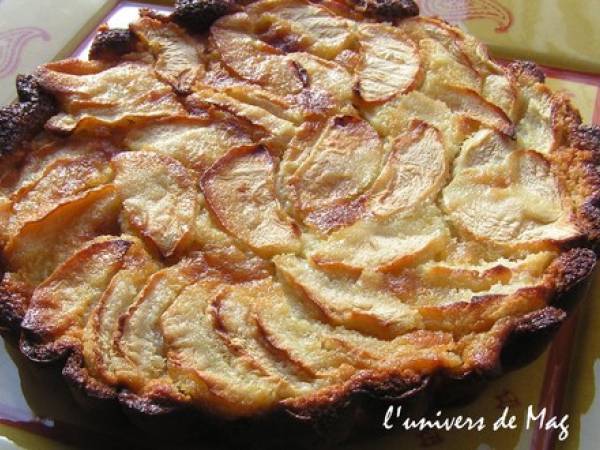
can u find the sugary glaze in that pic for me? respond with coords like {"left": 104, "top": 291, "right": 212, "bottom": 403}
{"left": 0, "top": 0, "right": 598, "bottom": 430}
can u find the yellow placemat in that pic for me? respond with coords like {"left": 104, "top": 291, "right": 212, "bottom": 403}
{"left": 415, "top": 0, "right": 600, "bottom": 74}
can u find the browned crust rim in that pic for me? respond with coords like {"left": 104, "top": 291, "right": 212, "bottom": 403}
{"left": 0, "top": 75, "right": 56, "bottom": 157}
{"left": 0, "top": 8, "right": 599, "bottom": 448}
{"left": 4, "top": 247, "right": 596, "bottom": 447}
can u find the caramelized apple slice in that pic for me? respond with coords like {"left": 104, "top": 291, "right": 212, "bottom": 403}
{"left": 309, "top": 204, "right": 449, "bottom": 275}
{"left": 4, "top": 185, "right": 120, "bottom": 285}
{"left": 37, "top": 61, "right": 185, "bottom": 133}
{"left": 21, "top": 236, "right": 137, "bottom": 356}
{"left": 83, "top": 240, "right": 161, "bottom": 385}
{"left": 201, "top": 145, "right": 299, "bottom": 258}
{"left": 284, "top": 116, "right": 383, "bottom": 215}
{"left": 5, "top": 139, "right": 116, "bottom": 201}
{"left": 124, "top": 116, "right": 255, "bottom": 175}
{"left": 249, "top": 0, "right": 353, "bottom": 59}
{"left": 131, "top": 16, "right": 203, "bottom": 93}
{"left": 5, "top": 152, "right": 113, "bottom": 239}
{"left": 274, "top": 254, "right": 421, "bottom": 339}
{"left": 356, "top": 23, "right": 421, "bottom": 102}
{"left": 112, "top": 151, "right": 197, "bottom": 258}
{"left": 162, "top": 278, "right": 288, "bottom": 416}
{"left": 303, "top": 121, "right": 447, "bottom": 233}
{"left": 217, "top": 83, "right": 302, "bottom": 124}
{"left": 114, "top": 255, "right": 208, "bottom": 391}
{"left": 211, "top": 14, "right": 303, "bottom": 96}
{"left": 367, "top": 121, "right": 447, "bottom": 217}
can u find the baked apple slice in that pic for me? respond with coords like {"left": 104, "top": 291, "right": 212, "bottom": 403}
{"left": 210, "top": 281, "right": 313, "bottom": 388}
{"left": 3, "top": 139, "right": 116, "bottom": 202}
{"left": 186, "top": 89, "right": 296, "bottom": 152}
{"left": 124, "top": 116, "right": 255, "bottom": 175}
{"left": 82, "top": 240, "right": 161, "bottom": 385}
{"left": 356, "top": 23, "right": 421, "bottom": 102}
{"left": 418, "top": 251, "right": 555, "bottom": 292}
{"left": 366, "top": 90, "right": 459, "bottom": 152}
{"left": 211, "top": 14, "right": 304, "bottom": 96}
{"left": 430, "top": 85, "right": 515, "bottom": 137}
{"left": 193, "top": 207, "right": 273, "bottom": 282}
{"left": 255, "top": 277, "right": 459, "bottom": 379}
{"left": 285, "top": 52, "right": 354, "bottom": 112}
{"left": 112, "top": 151, "right": 197, "bottom": 258}
{"left": 309, "top": 204, "right": 449, "bottom": 276}
{"left": 161, "top": 278, "right": 289, "bottom": 416}
{"left": 249, "top": 0, "right": 353, "bottom": 59}
{"left": 274, "top": 254, "right": 421, "bottom": 339}
{"left": 304, "top": 121, "right": 447, "bottom": 233}
{"left": 482, "top": 73, "right": 519, "bottom": 122}
{"left": 453, "top": 128, "right": 514, "bottom": 172}
{"left": 516, "top": 83, "right": 560, "bottom": 154}
{"left": 37, "top": 60, "right": 185, "bottom": 133}
{"left": 443, "top": 150, "right": 580, "bottom": 246}
{"left": 131, "top": 16, "right": 204, "bottom": 93}
{"left": 4, "top": 152, "right": 113, "bottom": 240}
{"left": 201, "top": 145, "right": 300, "bottom": 258}
{"left": 397, "top": 16, "right": 488, "bottom": 83}
{"left": 283, "top": 115, "right": 383, "bottom": 215}
{"left": 367, "top": 121, "right": 447, "bottom": 217}
{"left": 4, "top": 185, "right": 120, "bottom": 285}
{"left": 114, "top": 255, "right": 208, "bottom": 392}
{"left": 21, "top": 236, "right": 137, "bottom": 359}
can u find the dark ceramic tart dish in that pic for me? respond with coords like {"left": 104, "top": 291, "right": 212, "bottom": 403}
{"left": 0, "top": 0, "right": 599, "bottom": 447}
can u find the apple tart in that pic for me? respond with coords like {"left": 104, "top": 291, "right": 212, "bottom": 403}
{"left": 0, "top": 0, "right": 599, "bottom": 446}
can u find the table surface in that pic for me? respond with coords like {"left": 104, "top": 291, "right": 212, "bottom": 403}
{"left": 1, "top": 1, "right": 600, "bottom": 449}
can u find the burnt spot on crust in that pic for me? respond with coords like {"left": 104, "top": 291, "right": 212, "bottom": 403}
{"left": 570, "top": 124, "right": 600, "bottom": 152}
{"left": 19, "top": 333, "right": 70, "bottom": 363}
{"left": 171, "top": 0, "right": 235, "bottom": 33}
{"left": 507, "top": 60, "right": 546, "bottom": 84}
{"left": 62, "top": 352, "right": 119, "bottom": 408}
{"left": 558, "top": 124, "right": 600, "bottom": 241}
{"left": 349, "top": 0, "right": 419, "bottom": 21}
{"left": 0, "top": 75, "right": 56, "bottom": 156}
{"left": 548, "top": 247, "right": 596, "bottom": 296}
{"left": 0, "top": 276, "right": 31, "bottom": 332}
{"left": 89, "top": 27, "right": 139, "bottom": 61}
{"left": 500, "top": 306, "right": 566, "bottom": 370}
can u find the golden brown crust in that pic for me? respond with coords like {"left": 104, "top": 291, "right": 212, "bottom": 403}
{"left": 565, "top": 124, "right": 600, "bottom": 241}
{"left": 0, "top": 2, "right": 599, "bottom": 447}
{"left": 0, "top": 275, "right": 31, "bottom": 331}
{"left": 5, "top": 252, "right": 595, "bottom": 446}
